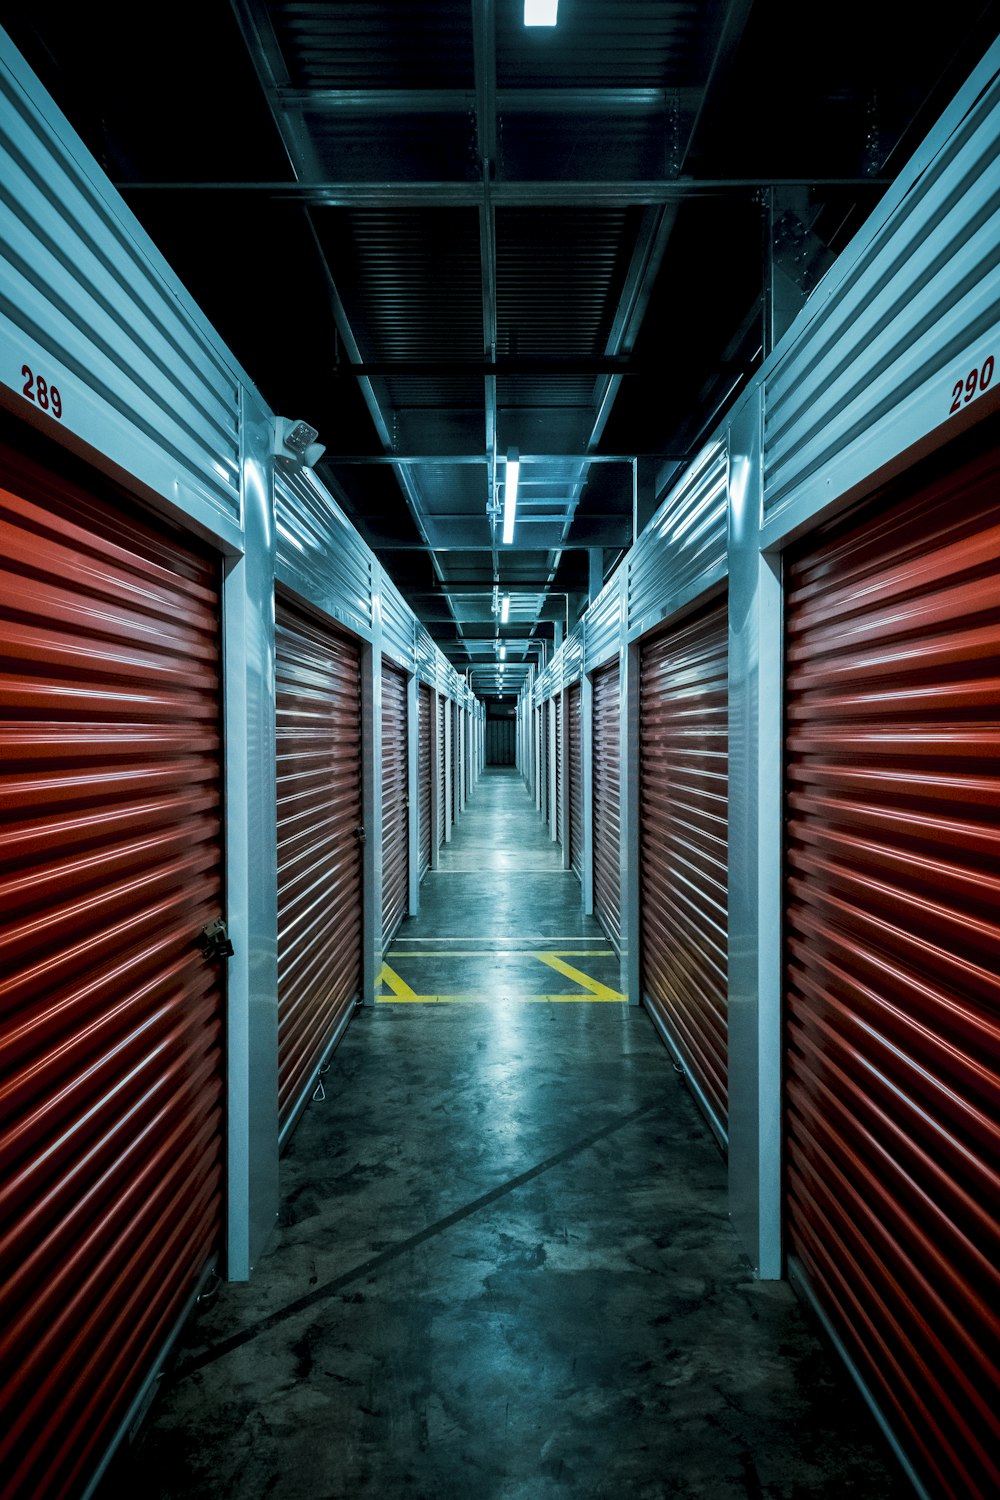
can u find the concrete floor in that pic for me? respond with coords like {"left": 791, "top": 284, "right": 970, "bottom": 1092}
{"left": 100, "top": 768, "right": 909, "bottom": 1499}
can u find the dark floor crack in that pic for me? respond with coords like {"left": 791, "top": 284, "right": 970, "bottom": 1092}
{"left": 169, "top": 1097, "right": 664, "bottom": 1384}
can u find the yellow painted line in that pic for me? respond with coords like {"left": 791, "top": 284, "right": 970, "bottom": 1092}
{"left": 534, "top": 952, "right": 626, "bottom": 1002}
{"left": 387, "top": 949, "right": 615, "bottom": 959}
{"left": 376, "top": 963, "right": 419, "bottom": 1000}
{"left": 376, "top": 993, "right": 626, "bottom": 1004}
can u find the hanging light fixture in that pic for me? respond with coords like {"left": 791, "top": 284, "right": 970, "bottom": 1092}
{"left": 525, "top": 0, "right": 558, "bottom": 24}
{"left": 501, "top": 594, "right": 511, "bottom": 624}
{"left": 502, "top": 449, "right": 519, "bottom": 545}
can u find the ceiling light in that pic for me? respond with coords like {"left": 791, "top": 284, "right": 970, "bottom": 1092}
{"left": 502, "top": 449, "right": 519, "bottom": 545}
{"left": 525, "top": 0, "right": 558, "bottom": 24}
{"left": 499, "top": 645, "right": 506, "bottom": 660}
{"left": 501, "top": 594, "right": 511, "bottom": 623}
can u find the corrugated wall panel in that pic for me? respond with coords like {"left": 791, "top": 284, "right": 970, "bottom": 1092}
{"left": 0, "top": 46, "right": 241, "bottom": 523}
{"left": 418, "top": 682, "right": 432, "bottom": 880}
{"left": 764, "top": 62, "right": 1000, "bottom": 523}
{"left": 275, "top": 468, "right": 374, "bottom": 641}
{"left": 562, "top": 626, "right": 584, "bottom": 686}
{"left": 628, "top": 442, "right": 728, "bottom": 635}
{"left": 0, "top": 434, "right": 225, "bottom": 1500}
{"left": 568, "top": 681, "right": 583, "bottom": 878}
{"left": 585, "top": 572, "right": 622, "bottom": 671}
{"left": 592, "top": 661, "right": 621, "bottom": 946}
{"left": 381, "top": 574, "right": 415, "bottom": 672}
{"left": 640, "top": 598, "right": 729, "bottom": 1144}
{"left": 275, "top": 598, "right": 362, "bottom": 1138}
{"left": 381, "top": 660, "right": 409, "bottom": 945}
{"left": 783, "top": 437, "right": 1000, "bottom": 1500}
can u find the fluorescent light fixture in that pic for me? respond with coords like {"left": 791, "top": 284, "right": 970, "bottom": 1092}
{"left": 525, "top": 0, "right": 558, "bottom": 24}
{"left": 499, "top": 645, "right": 506, "bottom": 660}
{"left": 501, "top": 594, "right": 511, "bottom": 623}
{"left": 502, "top": 449, "right": 519, "bottom": 545}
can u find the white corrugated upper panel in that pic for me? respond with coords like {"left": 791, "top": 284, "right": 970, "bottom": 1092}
{"left": 628, "top": 440, "right": 728, "bottom": 637}
{"left": 415, "top": 626, "right": 439, "bottom": 686}
{"left": 275, "top": 467, "right": 374, "bottom": 639}
{"left": 584, "top": 569, "right": 623, "bottom": 672}
{"left": 562, "top": 628, "right": 584, "bottom": 686}
{"left": 763, "top": 52, "right": 1000, "bottom": 522}
{"left": 0, "top": 41, "right": 242, "bottom": 525}
{"left": 380, "top": 572, "right": 416, "bottom": 671}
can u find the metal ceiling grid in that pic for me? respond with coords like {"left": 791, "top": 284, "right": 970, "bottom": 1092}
{"left": 6, "top": 0, "right": 997, "bottom": 698}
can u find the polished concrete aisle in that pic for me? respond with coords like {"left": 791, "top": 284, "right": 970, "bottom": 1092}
{"left": 100, "top": 770, "right": 907, "bottom": 1500}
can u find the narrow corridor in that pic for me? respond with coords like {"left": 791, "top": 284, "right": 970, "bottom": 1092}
{"left": 100, "top": 772, "right": 907, "bottom": 1499}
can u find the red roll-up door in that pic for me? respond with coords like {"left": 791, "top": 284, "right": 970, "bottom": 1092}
{"left": 538, "top": 704, "right": 548, "bottom": 823}
{"left": 452, "top": 703, "right": 460, "bottom": 822}
{"left": 381, "top": 660, "right": 409, "bottom": 946}
{"left": 592, "top": 661, "right": 621, "bottom": 946}
{"left": 568, "top": 681, "right": 583, "bottom": 878}
{"left": 784, "top": 441, "right": 1000, "bottom": 1500}
{"left": 418, "top": 683, "right": 432, "bottom": 880}
{"left": 438, "top": 696, "right": 447, "bottom": 846}
{"left": 0, "top": 436, "right": 225, "bottom": 1500}
{"left": 640, "top": 598, "right": 728, "bottom": 1143}
{"left": 554, "top": 697, "right": 563, "bottom": 844}
{"left": 275, "top": 598, "right": 362, "bottom": 1138}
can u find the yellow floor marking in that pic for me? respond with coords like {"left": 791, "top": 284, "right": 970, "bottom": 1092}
{"left": 376, "top": 963, "right": 419, "bottom": 1000}
{"left": 376, "top": 994, "right": 626, "bottom": 1004}
{"left": 534, "top": 952, "right": 626, "bottom": 1001}
{"left": 387, "top": 949, "right": 614, "bottom": 959}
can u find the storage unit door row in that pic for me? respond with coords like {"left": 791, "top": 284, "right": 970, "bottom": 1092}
{"left": 438, "top": 696, "right": 448, "bottom": 845}
{"left": 640, "top": 598, "right": 729, "bottom": 1144}
{"left": 418, "top": 683, "right": 432, "bottom": 879}
{"left": 568, "top": 680, "right": 583, "bottom": 879}
{"left": 554, "top": 696, "right": 563, "bottom": 845}
{"left": 783, "top": 440, "right": 1000, "bottom": 1500}
{"left": 0, "top": 436, "right": 226, "bottom": 1500}
{"left": 591, "top": 662, "right": 621, "bottom": 946}
{"left": 381, "top": 659, "right": 409, "bottom": 946}
{"left": 275, "top": 598, "right": 363, "bottom": 1138}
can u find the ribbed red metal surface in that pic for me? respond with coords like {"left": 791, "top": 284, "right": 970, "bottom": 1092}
{"left": 438, "top": 696, "right": 447, "bottom": 845}
{"left": 538, "top": 704, "right": 548, "bottom": 825}
{"left": 418, "top": 682, "right": 432, "bottom": 879}
{"left": 381, "top": 660, "right": 409, "bottom": 945}
{"left": 275, "top": 598, "right": 362, "bottom": 1135}
{"left": 592, "top": 661, "right": 621, "bottom": 945}
{"left": 640, "top": 599, "right": 728, "bottom": 1140}
{"left": 568, "top": 682, "right": 583, "bottom": 877}
{"left": 0, "top": 436, "right": 225, "bottom": 1500}
{"left": 554, "top": 696, "right": 563, "bottom": 845}
{"left": 451, "top": 703, "right": 460, "bottom": 823}
{"left": 784, "top": 442, "right": 1000, "bottom": 1500}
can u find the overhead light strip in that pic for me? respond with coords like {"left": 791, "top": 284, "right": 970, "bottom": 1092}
{"left": 501, "top": 594, "right": 511, "bottom": 623}
{"left": 502, "top": 450, "right": 519, "bottom": 545}
{"left": 524, "top": 0, "right": 558, "bottom": 24}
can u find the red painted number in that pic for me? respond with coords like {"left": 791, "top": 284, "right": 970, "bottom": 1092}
{"left": 20, "top": 363, "right": 63, "bottom": 420}
{"left": 950, "top": 354, "right": 994, "bottom": 414}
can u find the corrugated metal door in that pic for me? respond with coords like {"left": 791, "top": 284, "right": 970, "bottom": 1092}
{"left": 639, "top": 599, "right": 729, "bottom": 1143}
{"left": 784, "top": 442, "right": 1000, "bottom": 1500}
{"left": 569, "top": 681, "right": 583, "bottom": 877}
{"left": 275, "top": 598, "right": 362, "bottom": 1137}
{"left": 554, "top": 697, "right": 563, "bottom": 845}
{"left": 451, "top": 703, "right": 460, "bottom": 824}
{"left": 591, "top": 661, "right": 621, "bottom": 946}
{"left": 381, "top": 660, "right": 409, "bottom": 945}
{"left": 0, "top": 435, "right": 225, "bottom": 1500}
{"left": 538, "top": 704, "right": 548, "bottom": 824}
{"left": 438, "top": 696, "right": 447, "bottom": 847}
{"left": 418, "top": 683, "right": 432, "bottom": 880}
